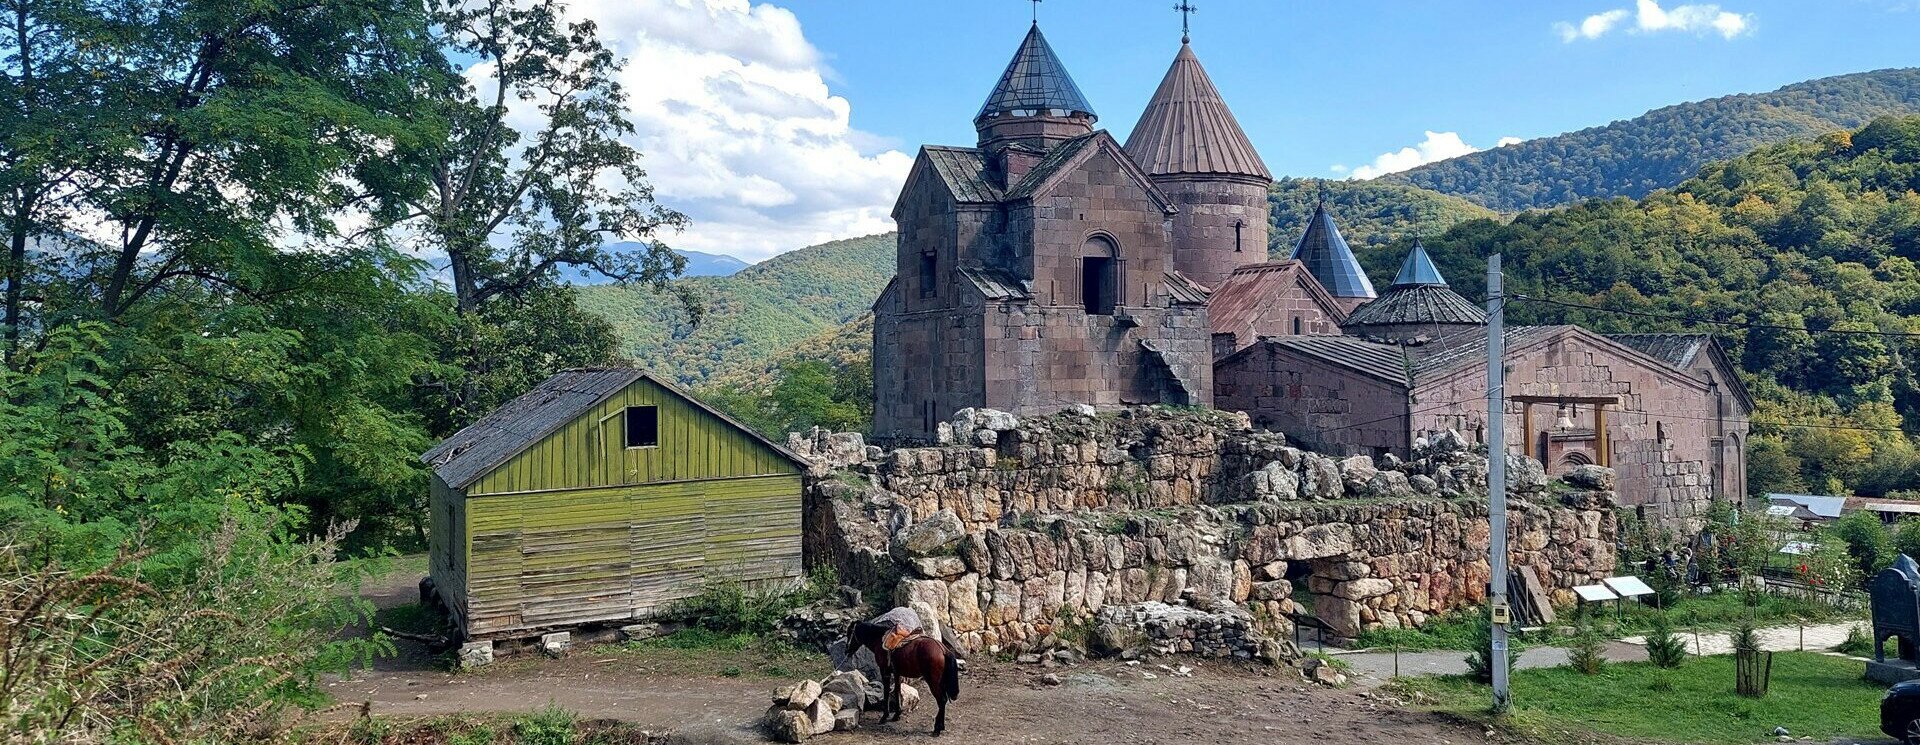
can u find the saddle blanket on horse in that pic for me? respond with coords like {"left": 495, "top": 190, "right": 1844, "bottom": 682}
{"left": 882, "top": 628, "right": 926, "bottom": 652}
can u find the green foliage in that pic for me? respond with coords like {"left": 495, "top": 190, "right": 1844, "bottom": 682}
{"left": 1836, "top": 624, "right": 1874, "bottom": 656}
{"left": 576, "top": 234, "right": 895, "bottom": 386}
{"left": 703, "top": 355, "right": 872, "bottom": 438}
{"left": 511, "top": 704, "right": 577, "bottom": 745}
{"left": 1410, "top": 115, "right": 1920, "bottom": 497}
{"left": 1568, "top": 618, "right": 1608, "bottom": 675}
{"left": 1396, "top": 652, "right": 1885, "bottom": 744}
{"left": 667, "top": 570, "right": 834, "bottom": 638}
{"left": 1898, "top": 519, "right": 1920, "bottom": 561}
{"left": 1829, "top": 511, "right": 1894, "bottom": 584}
{"left": 1266, "top": 177, "right": 1499, "bottom": 255}
{"left": 1646, "top": 615, "right": 1689, "bottom": 669}
{"left": 1463, "top": 612, "right": 1520, "bottom": 684}
{"left": 1393, "top": 69, "right": 1920, "bottom": 211}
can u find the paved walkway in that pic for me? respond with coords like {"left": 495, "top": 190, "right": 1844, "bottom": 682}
{"left": 1331, "top": 621, "right": 1862, "bottom": 685}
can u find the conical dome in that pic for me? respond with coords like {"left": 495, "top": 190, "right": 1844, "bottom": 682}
{"left": 976, "top": 24, "right": 1096, "bottom": 124}
{"left": 1392, "top": 238, "right": 1448, "bottom": 287}
{"left": 1124, "top": 42, "right": 1269, "bottom": 180}
{"left": 1290, "top": 201, "right": 1376, "bottom": 300}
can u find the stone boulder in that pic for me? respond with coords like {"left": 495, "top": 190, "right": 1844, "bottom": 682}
{"left": 1250, "top": 461, "right": 1300, "bottom": 501}
{"left": 1281, "top": 523, "right": 1355, "bottom": 561}
{"left": 893, "top": 510, "right": 966, "bottom": 557}
{"left": 1563, "top": 464, "right": 1616, "bottom": 491}
{"left": 1338, "top": 456, "right": 1378, "bottom": 495}
{"left": 772, "top": 679, "right": 822, "bottom": 710}
{"left": 766, "top": 708, "right": 810, "bottom": 743}
{"left": 1301, "top": 454, "right": 1342, "bottom": 500}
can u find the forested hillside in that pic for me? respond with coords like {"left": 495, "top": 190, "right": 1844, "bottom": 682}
{"left": 1406, "top": 116, "right": 1920, "bottom": 498}
{"left": 1392, "top": 68, "right": 1920, "bottom": 211}
{"left": 575, "top": 233, "right": 893, "bottom": 385}
{"left": 1268, "top": 177, "right": 1499, "bottom": 258}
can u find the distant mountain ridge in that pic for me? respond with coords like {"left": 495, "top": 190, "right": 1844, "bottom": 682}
{"left": 567, "top": 245, "right": 752, "bottom": 283}
{"left": 1391, "top": 68, "right": 1920, "bottom": 211}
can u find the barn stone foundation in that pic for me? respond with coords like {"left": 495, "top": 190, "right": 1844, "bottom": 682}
{"left": 793, "top": 407, "right": 1617, "bottom": 658}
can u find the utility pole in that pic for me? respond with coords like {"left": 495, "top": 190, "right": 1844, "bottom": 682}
{"left": 1486, "top": 253, "right": 1512, "bottom": 713}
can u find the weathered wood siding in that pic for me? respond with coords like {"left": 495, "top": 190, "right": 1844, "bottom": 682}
{"left": 462, "top": 474, "right": 803, "bottom": 638}
{"left": 426, "top": 475, "right": 469, "bottom": 626}
{"left": 467, "top": 377, "right": 794, "bottom": 497}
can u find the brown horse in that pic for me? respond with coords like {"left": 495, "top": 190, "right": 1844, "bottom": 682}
{"left": 849, "top": 621, "right": 960, "bottom": 736}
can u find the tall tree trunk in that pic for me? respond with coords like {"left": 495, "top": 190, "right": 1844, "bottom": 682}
{"left": 3, "top": 204, "right": 26, "bottom": 367}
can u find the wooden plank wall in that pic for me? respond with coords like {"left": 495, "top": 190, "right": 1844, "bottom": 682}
{"left": 427, "top": 476, "right": 470, "bottom": 626}
{"left": 460, "top": 474, "right": 803, "bottom": 638}
{"left": 467, "top": 378, "right": 799, "bottom": 497}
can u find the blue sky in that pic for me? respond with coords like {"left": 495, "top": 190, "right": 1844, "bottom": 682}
{"left": 577, "top": 1, "right": 1916, "bottom": 262}
{"left": 787, "top": 0, "right": 1918, "bottom": 178}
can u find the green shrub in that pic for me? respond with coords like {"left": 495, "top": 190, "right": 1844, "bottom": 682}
{"left": 1569, "top": 619, "right": 1607, "bottom": 675}
{"left": 1464, "top": 612, "right": 1520, "bottom": 684}
{"left": 1835, "top": 624, "right": 1873, "bottom": 656}
{"left": 512, "top": 704, "right": 576, "bottom": 745}
{"left": 671, "top": 577, "right": 813, "bottom": 636}
{"left": 1646, "top": 614, "right": 1688, "bottom": 669}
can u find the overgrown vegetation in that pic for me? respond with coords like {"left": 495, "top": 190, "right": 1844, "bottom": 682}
{"left": 1397, "top": 652, "right": 1885, "bottom": 744}
{"left": 1463, "top": 613, "right": 1519, "bottom": 684}
{"left": 1646, "top": 615, "right": 1689, "bottom": 669}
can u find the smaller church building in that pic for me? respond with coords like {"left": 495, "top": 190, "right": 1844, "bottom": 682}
{"left": 872, "top": 21, "right": 1751, "bottom": 530}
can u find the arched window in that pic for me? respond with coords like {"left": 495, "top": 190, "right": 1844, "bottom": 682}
{"left": 1081, "top": 235, "right": 1118, "bottom": 315}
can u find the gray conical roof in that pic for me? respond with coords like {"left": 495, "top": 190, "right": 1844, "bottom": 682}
{"left": 1392, "top": 238, "right": 1448, "bottom": 287}
{"left": 1290, "top": 201, "right": 1376, "bottom": 299}
{"left": 976, "top": 24, "right": 1096, "bottom": 124}
{"left": 1124, "top": 42, "right": 1269, "bottom": 180}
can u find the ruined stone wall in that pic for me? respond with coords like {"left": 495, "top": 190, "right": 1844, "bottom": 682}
{"left": 1214, "top": 341, "right": 1409, "bottom": 456}
{"left": 794, "top": 408, "right": 1617, "bottom": 656}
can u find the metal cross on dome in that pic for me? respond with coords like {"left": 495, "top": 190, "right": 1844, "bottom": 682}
{"left": 1031, "top": 0, "right": 1041, "bottom": 24}
{"left": 1175, "top": 1, "right": 1197, "bottom": 42}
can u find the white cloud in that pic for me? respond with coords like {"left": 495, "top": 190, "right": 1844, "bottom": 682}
{"left": 1497, "top": 136, "right": 1525, "bottom": 147}
{"left": 557, "top": 0, "right": 910, "bottom": 262}
{"left": 1345, "top": 131, "right": 1521, "bottom": 180}
{"left": 1554, "top": 0, "right": 1753, "bottom": 42}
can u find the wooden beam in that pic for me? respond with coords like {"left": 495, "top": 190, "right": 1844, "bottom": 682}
{"left": 1595, "top": 406, "right": 1611, "bottom": 467}
{"left": 1509, "top": 394, "right": 1621, "bottom": 405}
{"left": 1521, "top": 402, "right": 1534, "bottom": 462}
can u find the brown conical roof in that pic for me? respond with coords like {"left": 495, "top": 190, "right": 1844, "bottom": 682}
{"left": 1124, "top": 43, "right": 1270, "bottom": 180}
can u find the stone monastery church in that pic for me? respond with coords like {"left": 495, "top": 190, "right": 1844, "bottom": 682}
{"left": 872, "top": 23, "right": 1752, "bottom": 527}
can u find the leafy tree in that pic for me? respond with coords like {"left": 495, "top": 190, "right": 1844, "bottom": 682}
{"left": 1830, "top": 510, "right": 1895, "bottom": 584}
{"left": 1895, "top": 519, "right": 1920, "bottom": 563}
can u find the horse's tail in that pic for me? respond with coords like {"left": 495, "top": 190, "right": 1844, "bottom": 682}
{"left": 942, "top": 648, "right": 960, "bottom": 702}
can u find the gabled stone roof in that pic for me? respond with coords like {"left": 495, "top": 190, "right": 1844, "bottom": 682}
{"left": 1608, "top": 334, "right": 1708, "bottom": 369}
{"left": 920, "top": 146, "right": 1001, "bottom": 203}
{"left": 976, "top": 24, "right": 1096, "bottom": 124}
{"left": 1207, "top": 260, "right": 1347, "bottom": 335}
{"left": 1264, "top": 335, "right": 1411, "bottom": 385}
{"left": 960, "top": 265, "right": 1030, "bottom": 301}
{"left": 1290, "top": 202, "right": 1376, "bottom": 300}
{"left": 1123, "top": 42, "right": 1269, "bottom": 181}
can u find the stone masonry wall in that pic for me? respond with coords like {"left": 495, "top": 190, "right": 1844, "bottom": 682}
{"left": 794, "top": 407, "right": 1617, "bottom": 656}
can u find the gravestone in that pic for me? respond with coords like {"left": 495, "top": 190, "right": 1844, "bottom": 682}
{"left": 1869, "top": 554, "right": 1920, "bottom": 683}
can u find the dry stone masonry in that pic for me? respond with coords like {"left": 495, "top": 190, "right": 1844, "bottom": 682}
{"left": 792, "top": 407, "right": 1618, "bottom": 656}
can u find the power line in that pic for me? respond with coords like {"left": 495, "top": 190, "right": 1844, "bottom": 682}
{"left": 1514, "top": 294, "right": 1920, "bottom": 339}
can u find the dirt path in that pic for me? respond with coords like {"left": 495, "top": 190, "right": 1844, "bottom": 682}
{"left": 331, "top": 653, "right": 1527, "bottom": 745}
{"left": 339, "top": 560, "right": 1528, "bottom": 744}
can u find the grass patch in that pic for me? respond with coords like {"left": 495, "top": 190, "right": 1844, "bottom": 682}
{"left": 1394, "top": 652, "right": 1884, "bottom": 744}
{"left": 619, "top": 629, "right": 829, "bottom": 680}
{"left": 1356, "top": 591, "right": 1861, "bottom": 652}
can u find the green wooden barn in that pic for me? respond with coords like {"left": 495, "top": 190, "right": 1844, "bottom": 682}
{"left": 421, "top": 368, "right": 807, "bottom": 640}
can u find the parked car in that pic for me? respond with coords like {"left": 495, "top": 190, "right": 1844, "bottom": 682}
{"left": 1882, "top": 680, "right": 1920, "bottom": 743}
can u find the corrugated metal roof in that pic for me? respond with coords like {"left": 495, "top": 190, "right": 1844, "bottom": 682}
{"left": 1206, "top": 261, "right": 1343, "bottom": 338}
{"left": 1122, "top": 43, "right": 1269, "bottom": 180}
{"left": 421, "top": 368, "right": 804, "bottom": 490}
{"left": 1769, "top": 493, "right": 1846, "bottom": 519}
{"left": 1290, "top": 202, "right": 1377, "bottom": 300}
{"left": 1163, "top": 270, "right": 1211, "bottom": 305}
{"left": 1343, "top": 284, "right": 1488, "bottom": 328}
{"left": 1608, "top": 334, "right": 1707, "bottom": 370}
{"left": 976, "top": 24, "right": 1096, "bottom": 123}
{"left": 960, "top": 265, "right": 1031, "bottom": 300}
{"left": 1266, "top": 335, "right": 1411, "bottom": 385}
{"left": 922, "top": 146, "right": 1002, "bottom": 204}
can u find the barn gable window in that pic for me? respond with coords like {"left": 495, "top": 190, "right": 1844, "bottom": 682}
{"left": 624, "top": 406, "right": 659, "bottom": 448}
